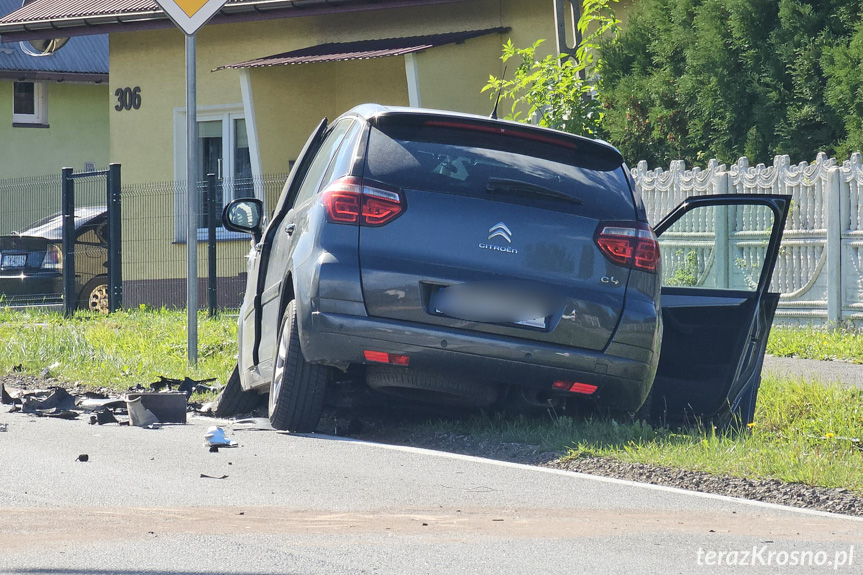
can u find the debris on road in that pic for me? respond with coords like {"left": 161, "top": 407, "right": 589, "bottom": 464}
{"left": 126, "top": 396, "right": 159, "bottom": 427}
{"left": 126, "top": 392, "right": 187, "bottom": 424}
{"left": 204, "top": 426, "right": 238, "bottom": 450}
{"left": 199, "top": 474, "right": 229, "bottom": 479}
{"left": 75, "top": 454, "right": 89, "bottom": 462}
{"left": 0, "top": 423, "right": 7, "bottom": 432}
{"left": 232, "top": 418, "right": 274, "bottom": 431}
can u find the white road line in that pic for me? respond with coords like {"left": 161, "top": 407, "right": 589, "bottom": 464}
{"left": 312, "top": 432, "right": 863, "bottom": 523}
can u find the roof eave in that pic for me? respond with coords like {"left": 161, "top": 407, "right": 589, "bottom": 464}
{"left": 0, "top": 70, "right": 108, "bottom": 83}
{"left": 0, "top": 0, "right": 469, "bottom": 42}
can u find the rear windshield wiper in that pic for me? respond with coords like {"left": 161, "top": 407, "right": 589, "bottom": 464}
{"left": 485, "top": 178, "right": 582, "bottom": 205}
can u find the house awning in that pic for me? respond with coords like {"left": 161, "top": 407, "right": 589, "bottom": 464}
{"left": 215, "top": 27, "right": 509, "bottom": 70}
{"left": 0, "top": 0, "right": 469, "bottom": 42}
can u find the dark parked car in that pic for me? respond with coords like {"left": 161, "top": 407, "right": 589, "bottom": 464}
{"left": 0, "top": 207, "right": 109, "bottom": 312}
{"left": 221, "top": 104, "right": 789, "bottom": 432}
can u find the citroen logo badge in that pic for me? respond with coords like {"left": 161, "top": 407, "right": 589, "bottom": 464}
{"left": 488, "top": 222, "right": 512, "bottom": 243}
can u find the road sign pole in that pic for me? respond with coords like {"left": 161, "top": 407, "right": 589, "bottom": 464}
{"left": 186, "top": 32, "right": 198, "bottom": 365}
{"left": 155, "top": 0, "right": 227, "bottom": 365}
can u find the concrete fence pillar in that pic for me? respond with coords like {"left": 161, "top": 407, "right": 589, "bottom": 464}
{"left": 826, "top": 166, "right": 842, "bottom": 325}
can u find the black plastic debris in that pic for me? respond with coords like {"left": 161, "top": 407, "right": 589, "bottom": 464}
{"left": 89, "top": 410, "right": 119, "bottom": 425}
{"left": 127, "top": 392, "right": 186, "bottom": 424}
{"left": 1, "top": 381, "right": 13, "bottom": 405}
{"left": 76, "top": 454, "right": 89, "bottom": 462}
{"left": 200, "top": 474, "right": 228, "bottom": 479}
{"left": 22, "top": 387, "right": 76, "bottom": 413}
{"left": 148, "top": 376, "right": 218, "bottom": 398}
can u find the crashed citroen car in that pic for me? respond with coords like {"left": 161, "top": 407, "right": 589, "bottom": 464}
{"left": 220, "top": 104, "right": 789, "bottom": 432}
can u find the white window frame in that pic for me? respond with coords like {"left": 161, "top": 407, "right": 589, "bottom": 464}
{"left": 12, "top": 81, "right": 48, "bottom": 125}
{"left": 173, "top": 103, "right": 262, "bottom": 242}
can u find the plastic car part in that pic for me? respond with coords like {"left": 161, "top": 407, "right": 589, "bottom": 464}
{"left": 269, "top": 300, "right": 329, "bottom": 432}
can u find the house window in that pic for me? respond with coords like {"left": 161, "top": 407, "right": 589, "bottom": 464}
{"left": 13, "top": 81, "right": 47, "bottom": 125}
{"left": 174, "top": 104, "right": 259, "bottom": 241}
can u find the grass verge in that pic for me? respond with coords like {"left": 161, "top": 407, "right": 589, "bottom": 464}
{"left": 0, "top": 307, "right": 237, "bottom": 389}
{"left": 414, "top": 374, "right": 863, "bottom": 494}
{"left": 768, "top": 325, "right": 863, "bottom": 363}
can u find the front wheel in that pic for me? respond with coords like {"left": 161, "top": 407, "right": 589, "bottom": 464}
{"left": 269, "top": 300, "right": 329, "bottom": 432}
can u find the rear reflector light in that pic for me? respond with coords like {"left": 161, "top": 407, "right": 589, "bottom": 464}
{"left": 552, "top": 381, "right": 598, "bottom": 395}
{"left": 363, "top": 350, "right": 410, "bottom": 366}
{"left": 595, "top": 221, "right": 659, "bottom": 272}
{"left": 321, "top": 177, "right": 404, "bottom": 226}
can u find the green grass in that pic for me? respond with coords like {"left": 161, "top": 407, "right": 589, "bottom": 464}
{"left": 0, "top": 307, "right": 237, "bottom": 389}
{"left": 415, "top": 374, "right": 863, "bottom": 493}
{"left": 768, "top": 325, "right": 863, "bottom": 364}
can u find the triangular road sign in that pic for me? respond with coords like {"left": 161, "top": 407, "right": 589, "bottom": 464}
{"left": 155, "top": 0, "right": 228, "bottom": 35}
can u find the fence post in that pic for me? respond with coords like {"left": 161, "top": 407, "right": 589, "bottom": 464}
{"left": 107, "top": 163, "right": 123, "bottom": 313}
{"left": 826, "top": 166, "right": 842, "bottom": 325}
{"left": 61, "top": 167, "right": 76, "bottom": 317}
{"left": 206, "top": 173, "right": 217, "bottom": 317}
{"left": 714, "top": 172, "right": 730, "bottom": 288}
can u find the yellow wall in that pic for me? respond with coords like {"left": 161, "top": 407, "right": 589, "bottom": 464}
{"left": 109, "top": 0, "right": 634, "bottom": 283}
{"left": 0, "top": 81, "right": 108, "bottom": 179}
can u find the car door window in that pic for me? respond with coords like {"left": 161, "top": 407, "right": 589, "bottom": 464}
{"left": 291, "top": 120, "right": 353, "bottom": 209}
{"left": 318, "top": 121, "right": 361, "bottom": 192}
{"left": 658, "top": 203, "right": 775, "bottom": 291}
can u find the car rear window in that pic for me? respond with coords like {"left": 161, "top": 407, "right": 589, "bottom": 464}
{"left": 363, "top": 116, "right": 636, "bottom": 219}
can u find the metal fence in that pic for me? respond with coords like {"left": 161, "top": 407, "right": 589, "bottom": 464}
{"left": 121, "top": 173, "right": 288, "bottom": 310}
{"left": 633, "top": 152, "right": 863, "bottom": 326}
{"left": 0, "top": 168, "right": 289, "bottom": 312}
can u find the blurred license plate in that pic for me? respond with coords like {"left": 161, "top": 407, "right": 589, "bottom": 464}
{"left": 1, "top": 254, "right": 26, "bottom": 267}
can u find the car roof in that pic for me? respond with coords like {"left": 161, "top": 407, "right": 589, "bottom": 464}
{"left": 341, "top": 103, "right": 624, "bottom": 165}
{"left": 17, "top": 206, "right": 106, "bottom": 240}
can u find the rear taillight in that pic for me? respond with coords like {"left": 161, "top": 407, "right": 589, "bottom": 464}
{"left": 595, "top": 221, "right": 659, "bottom": 272}
{"left": 552, "top": 380, "right": 598, "bottom": 395}
{"left": 42, "top": 244, "right": 62, "bottom": 270}
{"left": 364, "top": 350, "right": 410, "bottom": 366}
{"left": 321, "top": 177, "right": 404, "bottom": 227}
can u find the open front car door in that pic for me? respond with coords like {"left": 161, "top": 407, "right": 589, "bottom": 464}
{"left": 647, "top": 194, "right": 791, "bottom": 428}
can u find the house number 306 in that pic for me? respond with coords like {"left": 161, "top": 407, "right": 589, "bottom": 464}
{"left": 114, "top": 87, "right": 142, "bottom": 111}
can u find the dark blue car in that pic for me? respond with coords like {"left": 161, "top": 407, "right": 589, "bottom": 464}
{"left": 221, "top": 105, "right": 789, "bottom": 432}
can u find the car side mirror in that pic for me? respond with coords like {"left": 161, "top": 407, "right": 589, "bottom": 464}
{"left": 222, "top": 198, "right": 264, "bottom": 241}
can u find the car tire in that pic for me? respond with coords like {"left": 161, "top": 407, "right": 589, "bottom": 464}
{"left": 212, "top": 364, "right": 263, "bottom": 417}
{"left": 366, "top": 365, "right": 499, "bottom": 407}
{"left": 269, "top": 300, "right": 329, "bottom": 432}
{"left": 79, "top": 276, "right": 109, "bottom": 313}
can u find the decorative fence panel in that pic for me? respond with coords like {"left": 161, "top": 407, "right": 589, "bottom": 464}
{"left": 633, "top": 153, "right": 863, "bottom": 326}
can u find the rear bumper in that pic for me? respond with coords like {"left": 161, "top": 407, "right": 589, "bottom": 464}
{"left": 303, "top": 309, "right": 656, "bottom": 411}
{"left": 0, "top": 273, "right": 62, "bottom": 305}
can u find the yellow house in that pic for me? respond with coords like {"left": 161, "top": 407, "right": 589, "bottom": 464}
{"left": 0, "top": 0, "right": 618, "bottom": 307}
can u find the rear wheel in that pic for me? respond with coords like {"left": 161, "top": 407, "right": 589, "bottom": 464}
{"left": 79, "top": 276, "right": 109, "bottom": 313}
{"left": 269, "top": 300, "right": 329, "bottom": 432}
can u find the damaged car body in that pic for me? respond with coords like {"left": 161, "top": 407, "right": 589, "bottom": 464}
{"left": 221, "top": 104, "right": 789, "bottom": 432}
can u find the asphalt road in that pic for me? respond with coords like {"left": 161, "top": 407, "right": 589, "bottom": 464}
{"left": 763, "top": 355, "right": 863, "bottom": 389}
{"left": 0, "top": 413, "right": 860, "bottom": 575}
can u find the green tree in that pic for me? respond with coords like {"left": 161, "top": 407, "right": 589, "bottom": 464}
{"left": 599, "top": 0, "right": 862, "bottom": 167}
{"left": 482, "top": 0, "right": 619, "bottom": 138}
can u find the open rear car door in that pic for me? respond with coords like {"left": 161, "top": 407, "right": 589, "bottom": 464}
{"left": 647, "top": 194, "right": 790, "bottom": 428}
